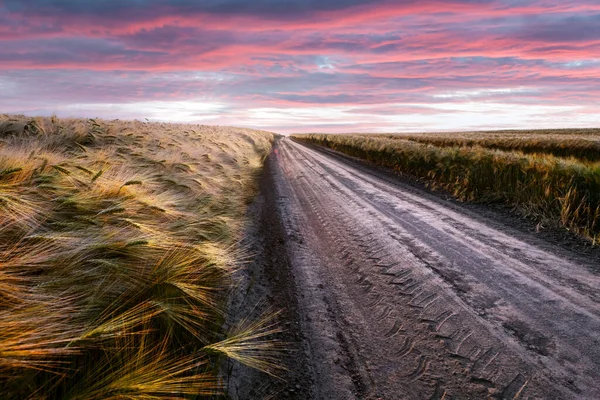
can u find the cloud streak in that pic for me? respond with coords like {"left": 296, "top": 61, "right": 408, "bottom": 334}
{"left": 0, "top": 0, "right": 598, "bottom": 132}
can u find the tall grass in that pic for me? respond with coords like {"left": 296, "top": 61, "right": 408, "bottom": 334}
{"left": 0, "top": 115, "right": 277, "bottom": 398}
{"left": 368, "top": 130, "right": 600, "bottom": 162}
{"left": 292, "top": 133, "right": 600, "bottom": 243}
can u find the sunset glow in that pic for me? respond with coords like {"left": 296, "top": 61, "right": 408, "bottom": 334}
{"left": 1, "top": 0, "right": 599, "bottom": 133}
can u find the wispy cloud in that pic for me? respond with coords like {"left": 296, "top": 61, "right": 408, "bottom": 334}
{"left": 1, "top": 0, "right": 598, "bottom": 132}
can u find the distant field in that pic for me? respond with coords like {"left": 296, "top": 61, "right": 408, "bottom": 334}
{"left": 0, "top": 115, "right": 275, "bottom": 398}
{"left": 365, "top": 129, "right": 600, "bottom": 162}
{"left": 292, "top": 130, "right": 600, "bottom": 243}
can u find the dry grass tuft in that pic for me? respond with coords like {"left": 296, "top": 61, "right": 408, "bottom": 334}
{"left": 0, "top": 114, "right": 276, "bottom": 398}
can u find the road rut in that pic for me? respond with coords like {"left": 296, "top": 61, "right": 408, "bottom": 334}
{"left": 270, "top": 137, "right": 600, "bottom": 399}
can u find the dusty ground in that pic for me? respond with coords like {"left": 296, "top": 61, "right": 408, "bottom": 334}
{"left": 232, "top": 137, "right": 600, "bottom": 399}
{"left": 224, "top": 147, "right": 314, "bottom": 399}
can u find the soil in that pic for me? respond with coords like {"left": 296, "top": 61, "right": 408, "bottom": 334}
{"left": 228, "top": 137, "right": 600, "bottom": 399}
{"left": 224, "top": 144, "right": 314, "bottom": 399}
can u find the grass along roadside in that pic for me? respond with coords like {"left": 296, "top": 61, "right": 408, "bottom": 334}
{"left": 365, "top": 130, "right": 600, "bottom": 162}
{"left": 291, "top": 133, "right": 600, "bottom": 244}
{"left": 0, "top": 115, "right": 278, "bottom": 398}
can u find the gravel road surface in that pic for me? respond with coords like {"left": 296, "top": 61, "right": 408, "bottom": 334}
{"left": 267, "top": 137, "right": 600, "bottom": 399}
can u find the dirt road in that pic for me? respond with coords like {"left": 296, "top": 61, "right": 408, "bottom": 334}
{"left": 268, "top": 137, "right": 600, "bottom": 399}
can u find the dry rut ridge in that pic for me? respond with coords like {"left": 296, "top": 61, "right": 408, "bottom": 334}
{"left": 265, "top": 137, "right": 600, "bottom": 399}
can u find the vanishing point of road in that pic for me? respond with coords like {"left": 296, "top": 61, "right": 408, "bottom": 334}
{"left": 268, "top": 137, "right": 600, "bottom": 399}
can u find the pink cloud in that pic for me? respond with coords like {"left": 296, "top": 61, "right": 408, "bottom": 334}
{"left": 0, "top": 0, "right": 599, "bottom": 132}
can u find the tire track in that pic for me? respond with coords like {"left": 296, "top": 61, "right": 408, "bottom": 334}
{"left": 270, "top": 138, "right": 597, "bottom": 399}
{"left": 282, "top": 141, "right": 538, "bottom": 397}
{"left": 286, "top": 150, "right": 517, "bottom": 397}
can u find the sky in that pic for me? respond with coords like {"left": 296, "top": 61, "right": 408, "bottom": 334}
{"left": 1, "top": 0, "right": 599, "bottom": 134}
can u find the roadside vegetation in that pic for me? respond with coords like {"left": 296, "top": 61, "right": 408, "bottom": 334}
{"left": 368, "top": 129, "right": 600, "bottom": 162}
{"left": 0, "top": 115, "right": 277, "bottom": 398}
{"left": 292, "top": 131, "right": 600, "bottom": 244}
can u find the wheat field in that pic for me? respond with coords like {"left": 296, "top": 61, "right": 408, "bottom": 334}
{"left": 0, "top": 115, "right": 277, "bottom": 398}
{"left": 366, "top": 129, "right": 600, "bottom": 162}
